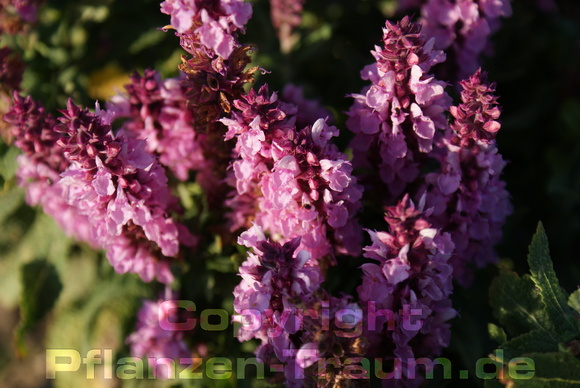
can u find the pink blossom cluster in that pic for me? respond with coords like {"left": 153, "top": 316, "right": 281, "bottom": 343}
{"left": 357, "top": 195, "right": 456, "bottom": 384}
{"left": 126, "top": 293, "right": 191, "bottom": 378}
{"left": 232, "top": 224, "right": 322, "bottom": 386}
{"left": 6, "top": 95, "right": 194, "bottom": 284}
{"left": 224, "top": 82, "right": 364, "bottom": 384}
{"left": 222, "top": 84, "right": 363, "bottom": 263}
{"left": 0, "top": 1, "right": 517, "bottom": 385}
{"left": 347, "top": 17, "right": 510, "bottom": 286}
{"left": 398, "top": 0, "right": 512, "bottom": 80}
{"left": 293, "top": 294, "right": 367, "bottom": 384}
{"left": 423, "top": 69, "right": 511, "bottom": 285}
{"left": 160, "top": 0, "right": 252, "bottom": 58}
{"left": 160, "top": 0, "right": 258, "bottom": 208}
{"left": 232, "top": 225, "right": 365, "bottom": 386}
{"left": 107, "top": 69, "right": 209, "bottom": 182}
{"left": 4, "top": 94, "right": 96, "bottom": 245}
{"left": 346, "top": 16, "right": 451, "bottom": 203}
{"left": 55, "top": 99, "right": 194, "bottom": 283}
{"left": 343, "top": 17, "right": 510, "bottom": 384}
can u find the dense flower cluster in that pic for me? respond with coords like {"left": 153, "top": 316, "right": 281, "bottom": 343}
{"left": 347, "top": 17, "right": 510, "bottom": 286}
{"left": 6, "top": 95, "right": 194, "bottom": 283}
{"left": 3, "top": 94, "right": 96, "bottom": 245}
{"left": 108, "top": 69, "right": 208, "bottom": 182}
{"left": 232, "top": 224, "right": 322, "bottom": 386}
{"left": 293, "top": 294, "right": 368, "bottom": 386}
{"left": 160, "top": 0, "right": 251, "bottom": 58}
{"left": 55, "top": 100, "right": 194, "bottom": 283}
{"left": 161, "top": 0, "right": 258, "bottom": 207}
{"left": 269, "top": 0, "right": 305, "bottom": 53}
{"left": 397, "top": 0, "right": 512, "bottom": 80}
{"left": 346, "top": 16, "right": 451, "bottom": 203}
{"left": 223, "top": 85, "right": 363, "bottom": 262}
{"left": 126, "top": 293, "right": 191, "bottom": 378}
{"left": 232, "top": 225, "right": 364, "bottom": 386}
{"left": 357, "top": 195, "right": 456, "bottom": 384}
{"left": 423, "top": 69, "right": 511, "bottom": 285}
{"left": 1, "top": 1, "right": 517, "bottom": 386}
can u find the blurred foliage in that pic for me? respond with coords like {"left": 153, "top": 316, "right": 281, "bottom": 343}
{"left": 1, "top": 0, "right": 580, "bottom": 387}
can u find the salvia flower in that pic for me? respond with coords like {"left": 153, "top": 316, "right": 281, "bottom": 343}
{"left": 294, "top": 294, "right": 370, "bottom": 387}
{"left": 165, "top": 0, "right": 256, "bottom": 122}
{"left": 53, "top": 99, "right": 193, "bottom": 283}
{"left": 108, "top": 69, "right": 208, "bottom": 182}
{"left": 126, "top": 293, "right": 191, "bottom": 379}
{"left": 232, "top": 224, "right": 322, "bottom": 386}
{"left": 346, "top": 16, "right": 451, "bottom": 203}
{"left": 423, "top": 69, "right": 511, "bottom": 285}
{"left": 161, "top": 1, "right": 258, "bottom": 208}
{"left": 415, "top": 0, "right": 512, "bottom": 80}
{"left": 223, "top": 84, "right": 363, "bottom": 262}
{"left": 449, "top": 68, "right": 501, "bottom": 147}
{"left": 160, "top": 0, "right": 252, "bottom": 58}
{"left": 4, "top": 94, "right": 96, "bottom": 245}
{"left": 357, "top": 195, "right": 456, "bottom": 384}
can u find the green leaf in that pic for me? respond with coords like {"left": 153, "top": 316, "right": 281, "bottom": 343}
{"left": 568, "top": 289, "right": 580, "bottom": 315}
{"left": 527, "top": 222, "right": 579, "bottom": 336}
{"left": 500, "top": 329, "right": 559, "bottom": 360}
{"left": 15, "top": 259, "right": 63, "bottom": 356}
{"left": 489, "top": 323, "right": 508, "bottom": 345}
{"left": 489, "top": 268, "right": 546, "bottom": 337}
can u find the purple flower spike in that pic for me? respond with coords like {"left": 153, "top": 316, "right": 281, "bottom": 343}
{"left": 357, "top": 195, "right": 456, "bottom": 384}
{"left": 233, "top": 224, "right": 324, "bottom": 385}
{"left": 223, "top": 85, "right": 363, "bottom": 263}
{"left": 126, "top": 293, "right": 191, "bottom": 379}
{"left": 5, "top": 96, "right": 195, "bottom": 283}
{"left": 233, "top": 224, "right": 321, "bottom": 342}
{"left": 160, "top": 0, "right": 252, "bottom": 58}
{"left": 424, "top": 69, "right": 511, "bottom": 286}
{"left": 158, "top": 1, "right": 258, "bottom": 210}
{"left": 400, "top": 0, "right": 512, "bottom": 80}
{"left": 449, "top": 68, "right": 501, "bottom": 147}
{"left": 108, "top": 69, "right": 208, "bottom": 182}
{"left": 54, "top": 100, "right": 195, "bottom": 283}
{"left": 346, "top": 16, "right": 451, "bottom": 202}
{"left": 4, "top": 94, "right": 97, "bottom": 246}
